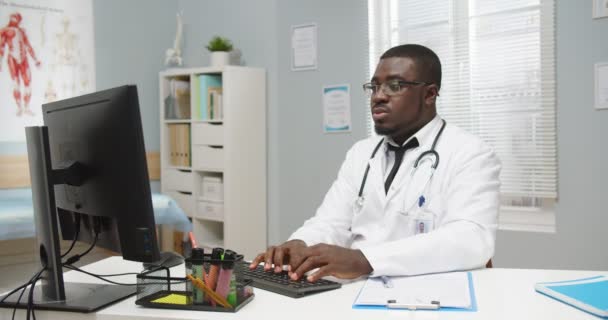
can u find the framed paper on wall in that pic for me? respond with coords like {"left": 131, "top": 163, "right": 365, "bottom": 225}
{"left": 595, "top": 62, "right": 608, "bottom": 110}
{"left": 0, "top": 0, "right": 95, "bottom": 142}
{"left": 322, "top": 84, "right": 351, "bottom": 133}
{"left": 291, "top": 23, "right": 318, "bottom": 71}
{"left": 592, "top": 0, "right": 608, "bottom": 19}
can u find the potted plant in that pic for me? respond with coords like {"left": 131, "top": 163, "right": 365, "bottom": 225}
{"left": 206, "top": 36, "right": 233, "bottom": 67}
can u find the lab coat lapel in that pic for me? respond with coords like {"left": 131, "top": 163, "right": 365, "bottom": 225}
{"left": 367, "top": 151, "right": 386, "bottom": 208}
{"left": 384, "top": 157, "right": 413, "bottom": 205}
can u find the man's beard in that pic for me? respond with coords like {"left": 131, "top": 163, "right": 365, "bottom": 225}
{"left": 374, "top": 124, "right": 395, "bottom": 136}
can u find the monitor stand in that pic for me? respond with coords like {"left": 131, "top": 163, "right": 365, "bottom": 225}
{"left": 0, "top": 283, "right": 135, "bottom": 313}
{"left": 0, "top": 126, "right": 135, "bottom": 313}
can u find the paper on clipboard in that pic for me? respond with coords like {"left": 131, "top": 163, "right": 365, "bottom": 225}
{"left": 354, "top": 272, "right": 472, "bottom": 309}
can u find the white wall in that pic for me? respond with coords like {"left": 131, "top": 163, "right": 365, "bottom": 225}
{"left": 272, "top": 0, "right": 369, "bottom": 243}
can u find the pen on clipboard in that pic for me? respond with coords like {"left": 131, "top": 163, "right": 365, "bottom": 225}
{"left": 380, "top": 276, "right": 393, "bottom": 288}
{"left": 386, "top": 299, "right": 440, "bottom": 310}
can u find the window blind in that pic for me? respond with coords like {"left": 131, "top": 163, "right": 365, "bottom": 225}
{"left": 367, "top": 0, "right": 557, "bottom": 203}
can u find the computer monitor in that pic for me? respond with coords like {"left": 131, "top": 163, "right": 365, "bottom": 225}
{"left": 0, "top": 85, "right": 160, "bottom": 312}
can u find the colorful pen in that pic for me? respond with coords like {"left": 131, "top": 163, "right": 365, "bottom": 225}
{"left": 223, "top": 250, "right": 238, "bottom": 306}
{"left": 205, "top": 247, "right": 223, "bottom": 305}
{"left": 190, "top": 248, "right": 205, "bottom": 304}
{"left": 215, "top": 250, "right": 236, "bottom": 302}
{"left": 186, "top": 274, "right": 233, "bottom": 308}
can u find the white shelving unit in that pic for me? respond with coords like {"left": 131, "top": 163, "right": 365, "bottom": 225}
{"left": 159, "top": 66, "right": 267, "bottom": 259}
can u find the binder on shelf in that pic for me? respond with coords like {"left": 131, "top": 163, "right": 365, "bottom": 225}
{"left": 172, "top": 231, "right": 192, "bottom": 257}
{"left": 173, "top": 230, "right": 184, "bottom": 254}
{"left": 175, "top": 124, "right": 182, "bottom": 166}
{"left": 535, "top": 276, "right": 608, "bottom": 318}
{"left": 185, "top": 124, "right": 191, "bottom": 166}
{"left": 192, "top": 75, "right": 200, "bottom": 119}
{"left": 168, "top": 124, "right": 178, "bottom": 166}
{"left": 198, "top": 74, "right": 222, "bottom": 120}
{"left": 179, "top": 124, "right": 186, "bottom": 166}
{"left": 180, "top": 124, "right": 191, "bottom": 167}
{"left": 353, "top": 272, "right": 477, "bottom": 312}
{"left": 168, "top": 124, "right": 191, "bottom": 167}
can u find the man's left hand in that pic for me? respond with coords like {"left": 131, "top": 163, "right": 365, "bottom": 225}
{"left": 288, "top": 244, "right": 373, "bottom": 282}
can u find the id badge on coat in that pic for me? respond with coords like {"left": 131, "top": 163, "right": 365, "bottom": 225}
{"left": 413, "top": 208, "right": 435, "bottom": 234}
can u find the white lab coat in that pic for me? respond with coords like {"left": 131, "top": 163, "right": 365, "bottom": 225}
{"left": 289, "top": 116, "right": 501, "bottom": 276}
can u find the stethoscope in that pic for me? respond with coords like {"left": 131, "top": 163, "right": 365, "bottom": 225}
{"left": 354, "top": 119, "right": 447, "bottom": 211}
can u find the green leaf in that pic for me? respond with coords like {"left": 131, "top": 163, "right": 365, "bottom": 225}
{"left": 206, "top": 36, "right": 234, "bottom": 52}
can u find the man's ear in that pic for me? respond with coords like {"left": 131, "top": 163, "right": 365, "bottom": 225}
{"left": 424, "top": 84, "right": 439, "bottom": 105}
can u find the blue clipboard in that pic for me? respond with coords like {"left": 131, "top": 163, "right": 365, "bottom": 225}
{"left": 352, "top": 272, "right": 477, "bottom": 312}
{"left": 535, "top": 275, "right": 608, "bottom": 318}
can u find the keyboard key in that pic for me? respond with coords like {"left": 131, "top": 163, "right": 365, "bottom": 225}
{"left": 239, "top": 261, "right": 341, "bottom": 298}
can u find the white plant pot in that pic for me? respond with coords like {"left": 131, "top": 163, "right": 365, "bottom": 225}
{"left": 210, "top": 51, "right": 230, "bottom": 67}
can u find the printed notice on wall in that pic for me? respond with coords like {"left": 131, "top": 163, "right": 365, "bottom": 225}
{"left": 595, "top": 62, "right": 608, "bottom": 110}
{"left": 291, "top": 23, "right": 317, "bottom": 71}
{"left": 323, "top": 84, "right": 351, "bottom": 133}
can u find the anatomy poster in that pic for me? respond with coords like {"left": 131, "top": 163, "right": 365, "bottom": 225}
{"left": 0, "top": 0, "right": 95, "bottom": 142}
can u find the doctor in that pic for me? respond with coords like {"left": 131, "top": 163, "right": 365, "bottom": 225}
{"left": 251, "top": 44, "right": 501, "bottom": 282}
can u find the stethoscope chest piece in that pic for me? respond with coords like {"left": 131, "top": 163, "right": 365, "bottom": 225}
{"left": 354, "top": 196, "right": 365, "bottom": 212}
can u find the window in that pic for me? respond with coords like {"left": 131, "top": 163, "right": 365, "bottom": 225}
{"left": 367, "top": 0, "right": 557, "bottom": 232}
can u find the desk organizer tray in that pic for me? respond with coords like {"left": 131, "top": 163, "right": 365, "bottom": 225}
{"left": 135, "top": 254, "right": 254, "bottom": 313}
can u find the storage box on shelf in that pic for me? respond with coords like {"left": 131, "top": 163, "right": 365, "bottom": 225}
{"left": 159, "top": 66, "right": 267, "bottom": 259}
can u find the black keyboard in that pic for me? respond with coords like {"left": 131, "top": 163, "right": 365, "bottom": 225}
{"left": 238, "top": 261, "right": 341, "bottom": 298}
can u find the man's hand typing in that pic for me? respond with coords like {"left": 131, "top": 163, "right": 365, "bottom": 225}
{"left": 288, "top": 244, "right": 373, "bottom": 282}
{"left": 249, "top": 239, "right": 308, "bottom": 273}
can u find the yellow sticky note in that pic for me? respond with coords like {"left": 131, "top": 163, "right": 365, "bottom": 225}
{"left": 151, "top": 293, "right": 188, "bottom": 305}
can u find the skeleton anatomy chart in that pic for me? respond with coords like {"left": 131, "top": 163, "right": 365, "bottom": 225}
{"left": 0, "top": 0, "right": 94, "bottom": 142}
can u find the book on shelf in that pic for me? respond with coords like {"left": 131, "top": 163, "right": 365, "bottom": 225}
{"left": 166, "top": 79, "right": 191, "bottom": 119}
{"left": 207, "top": 87, "right": 223, "bottom": 120}
{"left": 197, "top": 74, "right": 222, "bottom": 120}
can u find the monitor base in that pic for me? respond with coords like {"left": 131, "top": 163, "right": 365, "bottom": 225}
{"left": 0, "top": 282, "right": 136, "bottom": 313}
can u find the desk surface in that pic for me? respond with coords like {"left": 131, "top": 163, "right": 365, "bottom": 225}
{"left": 1, "top": 256, "right": 605, "bottom": 320}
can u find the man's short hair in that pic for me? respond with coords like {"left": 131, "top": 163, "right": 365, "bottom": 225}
{"left": 380, "top": 44, "right": 442, "bottom": 90}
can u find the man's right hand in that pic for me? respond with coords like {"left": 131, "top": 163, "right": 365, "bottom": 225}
{"left": 249, "top": 239, "right": 307, "bottom": 273}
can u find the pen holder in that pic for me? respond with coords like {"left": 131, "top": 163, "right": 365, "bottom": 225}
{"left": 135, "top": 253, "right": 254, "bottom": 312}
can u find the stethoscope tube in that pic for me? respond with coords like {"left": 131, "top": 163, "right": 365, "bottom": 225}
{"left": 356, "top": 119, "right": 447, "bottom": 204}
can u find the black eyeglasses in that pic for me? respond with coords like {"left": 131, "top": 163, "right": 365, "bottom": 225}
{"left": 362, "top": 80, "right": 429, "bottom": 97}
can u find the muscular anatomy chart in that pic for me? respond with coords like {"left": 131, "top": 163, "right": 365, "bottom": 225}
{"left": 0, "top": 0, "right": 94, "bottom": 142}
{"left": 0, "top": 12, "right": 41, "bottom": 117}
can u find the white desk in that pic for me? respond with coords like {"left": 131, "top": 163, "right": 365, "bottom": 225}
{"left": 1, "top": 256, "right": 605, "bottom": 320}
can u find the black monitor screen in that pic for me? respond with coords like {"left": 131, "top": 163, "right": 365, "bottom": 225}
{"left": 0, "top": 85, "right": 161, "bottom": 313}
{"left": 43, "top": 85, "right": 159, "bottom": 262}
